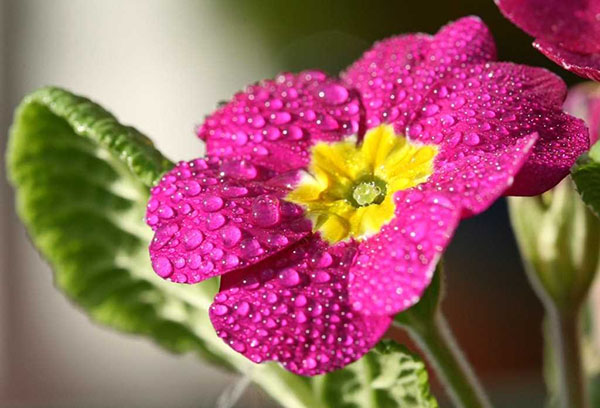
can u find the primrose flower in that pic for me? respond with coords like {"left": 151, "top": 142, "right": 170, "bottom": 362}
{"left": 564, "top": 82, "right": 600, "bottom": 145}
{"left": 145, "top": 17, "right": 588, "bottom": 375}
{"left": 496, "top": 0, "right": 600, "bottom": 81}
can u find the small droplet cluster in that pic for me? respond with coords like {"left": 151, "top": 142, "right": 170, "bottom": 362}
{"left": 404, "top": 63, "right": 587, "bottom": 203}
{"left": 197, "top": 71, "right": 362, "bottom": 173}
{"left": 146, "top": 157, "right": 310, "bottom": 283}
{"left": 342, "top": 17, "right": 496, "bottom": 131}
{"left": 348, "top": 188, "right": 460, "bottom": 315}
{"left": 209, "top": 239, "right": 391, "bottom": 376}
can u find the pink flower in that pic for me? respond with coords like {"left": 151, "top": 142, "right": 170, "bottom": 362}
{"left": 564, "top": 82, "right": 600, "bottom": 144}
{"left": 145, "top": 17, "right": 588, "bottom": 376}
{"left": 496, "top": 0, "right": 600, "bottom": 81}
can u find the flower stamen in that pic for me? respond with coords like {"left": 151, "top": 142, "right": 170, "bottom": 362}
{"left": 286, "top": 124, "right": 438, "bottom": 243}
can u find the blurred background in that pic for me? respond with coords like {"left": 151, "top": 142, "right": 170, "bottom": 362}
{"left": 0, "top": 0, "right": 585, "bottom": 407}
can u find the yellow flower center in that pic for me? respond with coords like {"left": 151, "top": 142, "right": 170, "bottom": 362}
{"left": 286, "top": 124, "right": 439, "bottom": 243}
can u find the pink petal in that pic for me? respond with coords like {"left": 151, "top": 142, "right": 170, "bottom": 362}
{"left": 405, "top": 63, "right": 583, "bottom": 203}
{"left": 341, "top": 16, "right": 496, "bottom": 129}
{"left": 198, "top": 71, "right": 362, "bottom": 173}
{"left": 348, "top": 187, "right": 461, "bottom": 316}
{"left": 496, "top": 0, "right": 600, "bottom": 55}
{"left": 209, "top": 239, "right": 391, "bottom": 376}
{"left": 564, "top": 82, "right": 600, "bottom": 145}
{"left": 427, "top": 15, "right": 497, "bottom": 66}
{"left": 145, "top": 158, "right": 310, "bottom": 284}
{"left": 534, "top": 40, "right": 600, "bottom": 82}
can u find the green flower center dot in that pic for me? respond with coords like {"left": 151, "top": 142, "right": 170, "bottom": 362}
{"left": 349, "top": 177, "right": 388, "bottom": 207}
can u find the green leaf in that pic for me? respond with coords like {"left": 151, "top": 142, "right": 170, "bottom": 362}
{"left": 573, "top": 146, "right": 600, "bottom": 218}
{"left": 316, "top": 340, "right": 438, "bottom": 408}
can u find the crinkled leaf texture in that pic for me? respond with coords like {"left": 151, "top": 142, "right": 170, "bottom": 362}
{"left": 6, "top": 87, "right": 437, "bottom": 408}
{"left": 316, "top": 340, "right": 438, "bottom": 408}
{"left": 573, "top": 141, "right": 600, "bottom": 218}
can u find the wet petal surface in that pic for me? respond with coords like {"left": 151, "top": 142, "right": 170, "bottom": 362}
{"left": 146, "top": 158, "right": 310, "bottom": 283}
{"left": 210, "top": 239, "right": 391, "bottom": 376}
{"left": 496, "top": 0, "right": 600, "bottom": 54}
{"left": 198, "top": 71, "right": 363, "bottom": 173}
{"left": 496, "top": 0, "right": 600, "bottom": 80}
{"left": 534, "top": 40, "right": 600, "bottom": 82}
{"left": 349, "top": 187, "right": 461, "bottom": 316}
{"left": 404, "top": 63, "right": 585, "bottom": 202}
{"left": 342, "top": 16, "right": 496, "bottom": 130}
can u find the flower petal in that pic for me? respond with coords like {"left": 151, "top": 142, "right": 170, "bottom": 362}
{"left": 534, "top": 40, "right": 600, "bottom": 82}
{"left": 341, "top": 16, "right": 496, "bottom": 129}
{"left": 348, "top": 187, "right": 461, "bottom": 316}
{"left": 146, "top": 158, "right": 310, "bottom": 284}
{"left": 564, "top": 82, "right": 600, "bottom": 145}
{"left": 496, "top": 0, "right": 600, "bottom": 55}
{"left": 404, "top": 63, "right": 586, "bottom": 204}
{"left": 209, "top": 239, "right": 391, "bottom": 375}
{"left": 198, "top": 71, "right": 363, "bottom": 173}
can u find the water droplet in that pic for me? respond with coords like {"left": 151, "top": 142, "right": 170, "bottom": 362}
{"left": 152, "top": 256, "right": 173, "bottom": 278}
{"left": 251, "top": 195, "right": 281, "bottom": 227}
{"left": 221, "top": 225, "right": 242, "bottom": 247}
{"left": 318, "top": 84, "right": 349, "bottom": 105}
{"left": 222, "top": 186, "right": 248, "bottom": 198}
{"left": 295, "top": 294, "right": 307, "bottom": 307}
{"left": 223, "top": 254, "right": 240, "bottom": 268}
{"left": 270, "top": 111, "right": 292, "bottom": 125}
{"left": 221, "top": 160, "right": 258, "bottom": 180}
{"left": 423, "top": 104, "right": 440, "bottom": 116}
{"left": 249, "top": 114, "right": 265, "bottom": 128}
{"left": 184, "top": 181, "right": 201, "bottom": 196}
{"left": 279, "top": 268, "right": 300, "bottom": 287}
{"left": 183, "top": 229, "right": 203, "bottom": 250}
{"left": 284, "top": 125, "right": 303, "bottom": 140}
{"left": 206, "top": 213, "right": 226, "bottom": 230}
{"left": 240, "top": 238, "right": 264, "bottom": 258}
{"left": 266, "top": 233, "right": 289, "bottom": 248}
{"left": 313, "top": 271, "right": 331, "bottom": 283}
{"left": 147, "top": 198, "right": 159, "bottom": 212}
{"left": 202, "top": 196, "right": 224, "bottom": 212}
{"left": 464, "top": 132, "right": 481, "bottom": 146}
{"left": 212, "top": 304, "right": 229, "bottom": 316}
{"left": 158, "top": 205, "right": 175, "bottom": 219}
{"left": 237, "top": 301, "right": 250, "bottom": 316}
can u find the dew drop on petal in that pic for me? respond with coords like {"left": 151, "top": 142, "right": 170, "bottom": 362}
{"left": 251, "top": 194, "right": 281, "bottom": 227}
{"left": 206, "top": 213, "right": 227, "bottom": 230}
{"left": 221, "top": 225, "right": 242, "bottom": 247}
{"left": 183, "top": 229, "right": 203, "bottom": 250}
{"left": 279, "top": 267, "right": 300, "bottom": 287}
{"left": 318, "top": 84, "right": 349, "bottom": 105}
{"left": 202, "top": 196, "right": 224, "bottom": 212}
{"left": 152, "top": 256, "right": 173, "bottom": 278}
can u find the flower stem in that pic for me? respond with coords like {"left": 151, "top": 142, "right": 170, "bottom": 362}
{"left": 547, "top": 305, "right": 588, "bottom": 408}
{"left": 395, "top": 314, "right": 493, "bottom": 408}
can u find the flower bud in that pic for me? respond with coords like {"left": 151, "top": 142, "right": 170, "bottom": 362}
{"left": 509, "top": 180, "right": 600, "bottom": 311}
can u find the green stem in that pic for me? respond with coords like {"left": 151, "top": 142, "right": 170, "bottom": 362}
{"left": 395, "top": 314, "right": 492, "bottom": 408}
{"left": 547, "top": 305, "right": 588, "bottom": 408}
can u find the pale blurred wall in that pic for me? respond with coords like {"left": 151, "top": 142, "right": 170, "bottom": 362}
{"left": 0, "top": 1, "right": 280, "bottom": 406}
